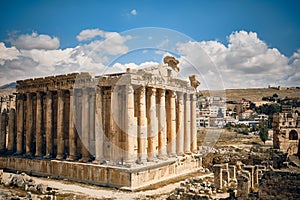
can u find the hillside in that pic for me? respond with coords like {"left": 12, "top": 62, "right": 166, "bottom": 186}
{"left": 201, "top": 87, "right": 300, "bottom": 103}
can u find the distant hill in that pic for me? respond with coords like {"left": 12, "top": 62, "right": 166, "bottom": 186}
{"left": 0, "top": 82, "right": 16, "bottom": 90}
{"left": 201, "top": 87, "right": 300, "bottom": 103}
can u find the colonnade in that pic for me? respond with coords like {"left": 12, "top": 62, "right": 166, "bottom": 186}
{"left": 1, "top": 84, "right": 197, "bottom": 165}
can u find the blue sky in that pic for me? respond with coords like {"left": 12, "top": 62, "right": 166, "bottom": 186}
{"left": 0, "top": 0, "right": 299, "bottom": 89}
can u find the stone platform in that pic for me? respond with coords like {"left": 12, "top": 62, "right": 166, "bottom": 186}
{"left": 0, "top": 155, "right": 202, "bottom": 191}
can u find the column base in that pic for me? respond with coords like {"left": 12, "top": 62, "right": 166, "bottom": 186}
{"left": 192, "top": 150, "right": 198, "bottom": 154}
{"left": 92, "top": 160, "right": 101, "bottom": 164}
{"left": 35, "top": 153, "right": 43, "bottom": 158}
{"left": 43, "top": 154, "right": 52, "bottom": 159}
{"left": 158, "top": 154, "right": 169, "bottom": 160}
{"left": 136, "top": 156, "right": 148, "bottom": 164}
{"left": 56, "top": 155, "right": 64, "bottom": 160}
{"left": 6, "top": 150, "right": 15, "bottom": 155}
{"left": 14, "top": 151, "right": 23, "bottom": 156}
{"left": 79, "top": 157, "right": 90, "bottom": 163}
{"left": 184, "top": 151, "right": 191, "bottom": 155}
{"left": 168, "top": 153, "right": 177, "bottom": 157}
{"left": 25, "top": 153, "right": 33, "bottom": 158}
{"left": 0, "top": 150, "right": 6, "bottom": 154}
{"left": 176, "top": 152, "right": 185, "bottom": 156}
{"left": 66, "top": 155, "right": 78, "bottom": 161}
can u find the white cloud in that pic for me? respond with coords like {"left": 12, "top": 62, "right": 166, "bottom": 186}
{"left": 10, "top": 32, "right": 60, "bottom": 50}
{"left": 0, "top": 29, "right": 133, "bottom": 85}
{"left": 0, "top": 42, "right": 20, "bottom": 65}
{"left": 130, "top": 9, "right": 137, "bottom": 16}
{"left": 1, "top": 29, "right": 299, "bottom": 90}
{"left": 76, "top": 29, "right": 105, "bottom": 41}
{"left": 176, "top": 30, "right": 296, "bottom": 89}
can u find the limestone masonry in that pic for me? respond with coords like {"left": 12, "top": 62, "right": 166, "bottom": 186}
{"left": 272, "top": 105, "right": 300, "bottom": 155}
{"left": 0, "top": 56, "right": 202, "bottom": 190}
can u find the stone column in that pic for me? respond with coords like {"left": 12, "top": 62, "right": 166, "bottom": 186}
{"left": 7, "top": 108, "right": 16, "bottom": 153}
{"left": 67, "top": 91, "right": 77, "bottom": 161}
{"left": 137, "top": 86, "right": 147, "bottom": 163}
{"left": 147, "top": 88, "right": 157, "bottom": 162}
{"left": 16, "top": 94, "right": 24, "bottom": 155}
{"left": 176, "top": 92, "right": 184, "bottom": 156}
{"left": 25, "top": 93, "right": 33, "bottom": 156}
{"left": 95, "top": 87, "right": 104, "bottom": 163}
{"left": 81, "top": 88, "right": 90, "bottom": 162}
{"left": 191, "top": 94, "right": 197, "bottom": 153}
{"left": 35, "top": 92, "right": 43, "bottom": 157}
{"left": 56, "top": 90, "right": 65, "bottom": 159}
{"left": 184, "top": 93, "right": 191, "bottom": 154}
{"left": 0, "top": 97, "right": 2, "bottom": 112}
{"left": 88, "top": 91, "right": 95, "bottom": 156}
{"left": 124, "top": 84, "right": 135, "bottom": 163}
{"left": 168, "top": 91, "right": 176, "bottom": 156}
{"left": 213, "top": 164, "right": 223, "bottom": 189}
{"left": 157, "top": 89, "right": 167, "bottom": 159}
{"left": 45, "top": 91, "right": 53, "bottom": 158}
{"left": 0, "top": 110, "right": 7, "bottom": 153}
{"left": 243, "top": 166, "right": 255, "bottom": 189}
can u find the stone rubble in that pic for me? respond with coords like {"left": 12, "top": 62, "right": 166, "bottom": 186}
{"left": 0, "top": 170, "right": 58, "bottom": 200}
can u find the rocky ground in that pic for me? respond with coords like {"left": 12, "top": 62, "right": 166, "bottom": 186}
{"left": 0, "top": 130, "right": 271, "bottom": 199}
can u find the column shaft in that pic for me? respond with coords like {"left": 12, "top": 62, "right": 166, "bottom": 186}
{"left": 7, "top": 108, "right": 16, "bottom": 153}
{"left": 191, "top": 94, "right": 198, "bottom": 153}
{"left": 35, "top": 92, "right": 43, "bottom": 157}
{"left": 168, "top": 91, "right": 176, "bottom": 156}
{"left": 147, "top": 88, "right": 157, "bottom": 161}
{"left": 176, "top": 92, "right": 184, "bottom": 155}
{"left": 81, "top": 89, "right": 90, "bottom": 162}
{"left": 184, "top": 93, "right": 191, "bottom": 154}
{"left": 89, "top": 92, "right": 95, "bottom": 156}
{"left": 137, "top": 87, "right": 147, "bottom": 163}
{"left": 157, "top": 89, "right": 167, "bottom": 159}
{"left": 68, "top": 91, "right": 77, "bottom": 160}
{"left": 45, "top": 91, "right": 53, "bottom": 158}
{"left": 0, "top": 110, "right": 7, "bottom": 153}
{"left": 25, "top": 93, "right": 33, "bottom": 156}
{"left": 16, "top": 94, "right": 24, "bottom": 154}
{"left": 124, "top": 84, "right": 135, "bottom": 162}
{"left": 95, "top": 87, "right": 104, "bottom": 162}
{"left": 56, "top": 90, "right": 64, "bottom": 159}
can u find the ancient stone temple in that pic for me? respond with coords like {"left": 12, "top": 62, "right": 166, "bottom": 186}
{"left": 0, "top": 56, "right": 202, "bottom": 190}
{"left": 273, "top": 105, "right": 300, "bottom": 155}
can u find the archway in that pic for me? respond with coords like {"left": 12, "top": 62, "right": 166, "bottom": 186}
{"left": 289, "top": 130, "right": 298, "bottom": 140}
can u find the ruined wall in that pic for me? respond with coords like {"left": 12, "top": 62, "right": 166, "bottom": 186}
{"left": 259, "top": 170, "right": 300, "bottom": 200}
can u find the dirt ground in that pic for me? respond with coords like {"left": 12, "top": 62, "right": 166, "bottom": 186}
{"left": 0, "top": 129, "right": 271, "bottom": 199}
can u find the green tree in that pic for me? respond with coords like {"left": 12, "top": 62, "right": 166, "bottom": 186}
{"left": 256, "top": 104, "right": 280, "bottom": 116}
{"left": 259, "top": 120, "right": 269, "bottom": 144}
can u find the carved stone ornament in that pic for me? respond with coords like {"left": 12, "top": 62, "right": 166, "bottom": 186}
{"left": 163, "top": 56, "right": 180, "bottom": 72}
{"left": 189, "top": 75, "right": 200, "bottom": 90}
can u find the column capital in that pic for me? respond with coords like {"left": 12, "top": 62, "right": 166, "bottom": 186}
{"left": 57, "top": 90, "right": 64, "bottom": 97}
{"left": 96, "top": 86, "right": 103, "bottom": 93}
{"left": 125, "top": 84, "right": 134, "bottom": 94}
{"left": 69, "top": 90, "right": 74, "bottom": 96}
{"left": 191, "top": 93, "right": 197, "bottom": 101}
{"left": 46, "top": 90, "right": 53, "bottom": 96}
{"left": 185, "top": 93, "right": 191, "bottom": 101}
{"left": 177, "top": 92, "right": 184, "bottom": 100}
{"left": 136, "top": 86, "right": 146, "bottom": 96}
{"left": 17, "top": 93, "right": 25, "bottom": 100}
{"left": 36, "top": 91, "right": 42, "bottom": 98}
{"left": 157, "top": 89, "right": 165, "bottom": 97}
{"left": 168, "top": 90, "right": 176, "bottom": 98}
{"left": 147, "top": 87, "right": 156, "bottom": 96}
